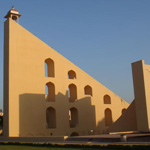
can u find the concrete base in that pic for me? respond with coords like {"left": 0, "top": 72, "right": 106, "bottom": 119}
{"left": 120, "top": 134, "right": 127, "bottom": 142}
{"left": 0, "top": 136, "right": 67, "bottom": 142}
{"left": 0, "top": 133, "right": 150, "bottom": 143}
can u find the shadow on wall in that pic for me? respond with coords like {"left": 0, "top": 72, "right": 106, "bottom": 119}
{"left": 97, "top": 100, "right": 137, "bottom": 134}
{"left": 19, "top": 91, "right": 97, "bottom": 137}
{"left": 108, "top": 100, "right": 137, "bottom": 133}
{"left": 97, "top": 110, "right": 113, "bottom": 134}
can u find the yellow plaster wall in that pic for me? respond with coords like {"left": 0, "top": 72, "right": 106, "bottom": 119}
{"left": 143, "top": 64, "right": 150, "bottom": 131}
{"left": 4, "top": 18, "right": 129, "bottom": 137}
{"left": 3, "top": 20, "right": 9, "bottom": 137}
{"left": 132, "top": 60, "right": 150, "bottom": 132}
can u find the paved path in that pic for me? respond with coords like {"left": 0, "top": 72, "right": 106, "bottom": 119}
{"left": 0, "top": 133, "right": 150, "bottom": 145}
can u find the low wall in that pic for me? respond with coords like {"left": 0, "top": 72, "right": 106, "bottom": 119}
{"left": 0, "top": 136, "right": 68, "bottom": 142}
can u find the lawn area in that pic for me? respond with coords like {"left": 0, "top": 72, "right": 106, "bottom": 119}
{"left": 0, "top": 143, "right": 150, "bottom": 150}
{"left": 0, "top": 145, "right": 99, "bottom": 150}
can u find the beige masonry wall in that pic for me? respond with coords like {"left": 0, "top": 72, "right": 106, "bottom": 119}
{"left": 4, "top": 18, "right": 129, "bottom": 137}
{"left": 132, "top": 60, "right": 150, "bottom": 132}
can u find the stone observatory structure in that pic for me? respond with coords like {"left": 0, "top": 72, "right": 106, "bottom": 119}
{"left": 2, "top": 7, "right": 150, "bottom": 139}
{"left": 109, "top": 60, "right": 150, "bottom": 133}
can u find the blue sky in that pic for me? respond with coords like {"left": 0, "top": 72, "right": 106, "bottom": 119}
{"left": 0, "top": 0, "right": 150, "bottom": 109}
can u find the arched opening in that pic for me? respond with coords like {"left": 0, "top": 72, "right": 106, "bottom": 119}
{"left": 45, "top": 84, "right": 48, "bottom": 95}
{"left": 50, "top": 133, "right": 53, "bottom": 136}
{"left": 84, "top": 85, "right": 92, "bottom": 96}
{"left": 104, "top": 95, "right": 111, "bottom": 104}
{"left": 69, "top": 107, "right": 78, "bottom": 128}
{"left": 105, "top": 108, "right": 112, "bottom": 126}
{"left": 46, "top": 82, "right": 55, "bottom": 101}
{"left": 68, "top": 84, "right": 77, "bottom": 102}
{"left": 45, "top": 58, "right": 55, "bottom": 77}
{"left": 68, "top": 70, "right": 76, "bottom": 79}
{"left": 12, "top": 15, "right": 17, "bottom": 20}
{"left": 122, "top": 108, "right": 127, "bottom": 114}
{"left": 70, "top": 132, "right": 79, "bottom": 136}
{"left": 46, "top": 107, "right": 56, "bottom": 128}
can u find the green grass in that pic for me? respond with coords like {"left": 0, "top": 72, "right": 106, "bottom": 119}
{"left": 0, "top": 145, "right": 99, "bottom": 150}
{"left": 0, "top": 143, "right": 150, "bottom": 150}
